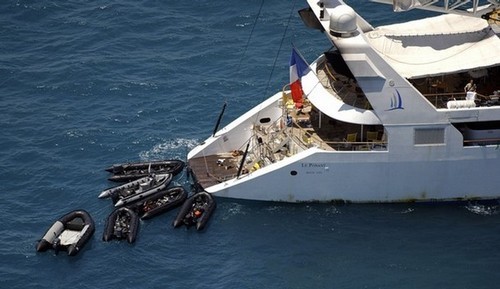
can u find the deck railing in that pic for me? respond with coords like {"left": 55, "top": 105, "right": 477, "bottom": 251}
{"left": 463, "top": 138, "right": 500, "bottom": 147}
{"left": 424, "top": 92, "right": 491, "bottom": 109}
{"left": 291, "top": 120, "right": 388, "bottom": 151}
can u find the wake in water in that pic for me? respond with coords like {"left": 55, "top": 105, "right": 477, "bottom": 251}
{"left": 138, "top": 137, "right": 200, "bottom": 161}
{"left": 464, "top": 203, "right": 499, "bottom": 215}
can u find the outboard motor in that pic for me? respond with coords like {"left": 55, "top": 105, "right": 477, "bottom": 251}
{"left": 52, "top": 238, "right": 61, "bottom": 254}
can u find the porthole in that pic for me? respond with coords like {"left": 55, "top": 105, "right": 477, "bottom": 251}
{"left": 259, "top": 117, "right": 271, "bottom": 124}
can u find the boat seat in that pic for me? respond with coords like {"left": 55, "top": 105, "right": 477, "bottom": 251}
{"left": 65, "top": 219, "right": 85, "bottom": 231}
{"left": 366, "top": 131, "right": 379, "bottom": 142}
{"left": 59, "top": 229, "right": 81, "bottom": 245}
{"left": 343, "top": 133, "right": 357, "bottom": 150}
{"left": 344, "top": 133, "right": 357, "bottom": 143}
{"left": 302, "top": 133, "right": 312, "bottom": 146}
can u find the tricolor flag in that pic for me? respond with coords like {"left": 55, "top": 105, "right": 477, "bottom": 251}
{"left": 289, "top": 47, "right": 308, "bottom": 108}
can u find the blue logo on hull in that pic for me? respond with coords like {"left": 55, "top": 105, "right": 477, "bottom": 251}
{"left": 387, "top": 89, "right": 404, "bottom": 110}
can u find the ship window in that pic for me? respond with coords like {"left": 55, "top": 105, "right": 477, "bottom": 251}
{"left": 414, "top": 128, "right": 444, "bottom": 145}
{"left": 452, "top": 121, "right": 500, "bottom": 147}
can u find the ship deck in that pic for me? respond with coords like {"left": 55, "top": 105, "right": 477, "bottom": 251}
{"left": 188, "top": 101, "right": 388, "bottom": 190}
{"left": 188, "top": 153, "right": 240, "bottom": 189}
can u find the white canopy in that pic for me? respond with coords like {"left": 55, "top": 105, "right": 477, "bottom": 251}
{"left": 301, "top": 61, "right": 382, "bottom": 125}
{"left": 365, "top": 14, "right": 500, "bottom": 79}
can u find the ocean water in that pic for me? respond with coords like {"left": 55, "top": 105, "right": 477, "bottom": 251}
{"left": 1, "top": 0, "right": 499, "bottom": 288}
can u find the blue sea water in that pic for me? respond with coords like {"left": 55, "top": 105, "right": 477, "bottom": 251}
{"left": 1, "top": 0, "right": 500, "bottom": 288}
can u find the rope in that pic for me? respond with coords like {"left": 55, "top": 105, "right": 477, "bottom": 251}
{"left": 253, "top": 0, "right": 299, "bottom": 125}
{"left": 243, "top": 0, "right": 299, "bottom": 176}
{"left": 234, "top": 0, "right": 266, "bottom": 78}
{"left": 261, "top": 0, "right": 299, "bottom": 100}
{"left": 202, "top": 0, "right": 299, "bottom": 178}
{"left": 201, "top": 1, "right": 266, "bottom": 177}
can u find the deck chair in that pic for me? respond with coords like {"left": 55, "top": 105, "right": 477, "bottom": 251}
{"left": 366, "top": 131, "right": 379, "bottom": 142}
{"left": 345, "top": 133, "right": 357, "bottom": 142}
{"left": 302, "top": 134, "right": 312, "bottom": 146}
{"left": 343, "top": 133, "right": 357, "bottom": 150}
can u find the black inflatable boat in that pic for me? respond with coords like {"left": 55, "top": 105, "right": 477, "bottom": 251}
{"left": 98, "top": 173, "right": 173, "bottom": 208}
{"left": 128, "top": 186, "right": 188, "bottom": 220}
{"left": 105, "top": 159, "right": 184, "bottom": 182}
{"left": 102, "top": 207, "right": 139, "bottom": 244}
{"left": 36, "top": 209, "right": 95, "bottom": 256}
{"left": 173, "top": 191, "right": 216, "bottom": 231}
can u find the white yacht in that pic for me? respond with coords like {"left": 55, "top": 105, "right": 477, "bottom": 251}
{"left": 187, "top": 0, "right": 500, "bottom": 202}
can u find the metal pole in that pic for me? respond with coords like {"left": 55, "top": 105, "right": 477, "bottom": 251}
{"left": 212, "top": 102, "right": 227, "bottom": 136}
{"left": 237, "top": 142, "right": 250, "bottom": 178}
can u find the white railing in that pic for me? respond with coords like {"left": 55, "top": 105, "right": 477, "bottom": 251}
{"left": 371, "top": 0, "right": 499, "bottom": 19}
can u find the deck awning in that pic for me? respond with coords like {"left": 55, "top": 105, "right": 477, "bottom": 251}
{"left": 365, "top": 14, "right": 500, "bottom": 79}
{"left": 301, "top": 60, "right": 382, "bottom": 125}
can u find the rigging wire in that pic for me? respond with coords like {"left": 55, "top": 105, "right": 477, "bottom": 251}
{"left": 250, "top": 0, "right": 299, "bottom": 127}
{"left": 234, "top": 0, "right": 266, "bottom": 80}
{"left": 260, "top": 0, "right": 299, "bottom": 100}
{"left": 233, "top": 0, "right": 300, "bottom": 176}
{"left": 210, "top": 0, "right": 266, "bottom": 137}
{"left": 231, "top": 0, "right": 300, "bottom": 103}
{"left": 203, "top": 0, "right": 267, "bottom": 175}
{"left": 212, "top": 0, "right": 299, "bottom": 137}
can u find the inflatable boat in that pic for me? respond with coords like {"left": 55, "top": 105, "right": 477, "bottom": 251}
{"left": 103, "top": 207, "right": 139, "bottom": 244}
{"left": 173, "top": 191, "right": 216, "bottom": 231}
{"left": 36, "top": 209, "right": 95, "bottom": 256}
{"left": 105, "top": 159, "right": 184, "bottom": 182}
{"left": 98, "top": 173, "right": 172, "bottom": 208}
{"left": 128, "top": 186, "right": 188, "bottom": 220}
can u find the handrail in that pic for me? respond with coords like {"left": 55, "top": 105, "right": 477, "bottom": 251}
{"left": 291, "top": 119, "right": 319, "bottom": 146}
{"left": 424, "top": 92, "right": 491, "bottom": 108}
{"left": 324, "top": 140, "right": 388, "bottom": 151}
{"left": 463, "top": 138, "right": 500, "bottom": 143}
{"left": 291, "top": 119, "right": 388, "bottom": 151}
{"left": 423, "top": 92, "right": 488, "bottom": 99}
{"left": 323, "top": 62, "right": 337, "bottom": 82}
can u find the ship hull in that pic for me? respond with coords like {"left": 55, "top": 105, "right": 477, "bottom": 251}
{"left": 188, "top": 93, "right": 500, "bottom": 203}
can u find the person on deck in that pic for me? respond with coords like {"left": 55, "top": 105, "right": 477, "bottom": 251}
{"left": 464, "top": 79, "right": 476, "bottom": 93}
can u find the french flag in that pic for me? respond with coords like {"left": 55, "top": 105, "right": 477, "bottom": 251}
{"left": 289, "top": 47, "right": 308, "bottom": 108}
